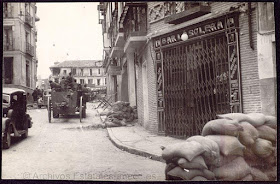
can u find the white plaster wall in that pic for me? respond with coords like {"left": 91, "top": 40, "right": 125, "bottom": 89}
{"left": 257, "top": 33, "right": 276, "bottom": 79}
{"left": 126, "top": 53, "right": 136, "bottom": 107}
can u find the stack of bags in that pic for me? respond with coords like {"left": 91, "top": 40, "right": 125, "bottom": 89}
{"left": 104, "top": 101, "right": 138, "bottom": 127}
{"left": 163, "top": 113, "right": 277, "bottom": 181}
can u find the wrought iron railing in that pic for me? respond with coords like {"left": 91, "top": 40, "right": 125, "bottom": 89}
{"left": 3, "top": 39, "right": 15, "bottom": 51}
{"left": 25, "top": 12, "right": 33, "bottom": 27}
{"left": 123, "top": 6, "right": 147, "bottom": 41}
{"left": 26, "top": 42, "right": 34, "bottom": 56}
{"left": 3, "top": 6, "right": 13, "bottom": 18}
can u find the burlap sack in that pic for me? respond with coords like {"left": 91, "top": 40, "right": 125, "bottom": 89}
{"left": 217, "top": 113, "right": 253, "bottom": 123}
{"left": 250, "top": 167, "right": 269, "bottom": 181}
{"left": 264, "top": 115, "right": 277, "bottom": 129}
{"left": 177, "top": 156, "right": 208, "bottom": 170}
{"left": 252, "top": 138, "right": 274, "bottom": 158}
{"left": 206, "top": 135, "right": 245, "bottom": 156}
{"left": 256, "top": 125, "right": 276, "bottom": 142}
{"left": 167, "top": 166, "right": 205, "bottom": 180}
{"left": 246, "top": 113, "right": 266, "bottom": 127}
{"left": 201, "top": 119, "right": 243, "bottom": 137}
{"left": 190, "top": 176, "right": 208, "bottom": 181}
{"left": 162, "top": 141, "right": 206, "bottom": 162}
{"left": 186, "top": 135, "right": 220, "bottom": 167}
{"left": 238, "top": 121, "right": 259, "bottom": 146}
{"left": 213, "top": 157, "right": 251, "bottom": 180}
{"left": 238, "top": 174, "right": 253, "bottom": 181}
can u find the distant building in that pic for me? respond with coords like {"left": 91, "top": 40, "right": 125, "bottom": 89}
{"left": 3, "top": 2, "right": 40, "bottom": 97}
{"left": 49, "top": 60, "right": 106, "bottom": 91}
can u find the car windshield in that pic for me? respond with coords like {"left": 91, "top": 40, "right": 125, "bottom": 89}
{"left": 3, "top": 94, "right": 10, "bottom": 104}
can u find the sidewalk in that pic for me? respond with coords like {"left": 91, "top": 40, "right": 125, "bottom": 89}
{"left": 94, "top": 102, "right": 185, "bottom": 163}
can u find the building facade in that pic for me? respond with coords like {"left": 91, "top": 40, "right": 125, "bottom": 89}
{"left": 99, "top": 2, "right": 276, "bottom": 137}
{"left": 3, "top": 2, "right": 40, "bottom": 99}
{"left": 49, "top": 60, "right": 106, "bottom": 91}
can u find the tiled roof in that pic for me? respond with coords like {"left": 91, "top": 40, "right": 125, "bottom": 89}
{"left": 50, "top": 60, "right": 102, "bottom": 68}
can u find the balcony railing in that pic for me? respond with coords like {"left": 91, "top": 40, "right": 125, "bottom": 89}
{"left": 3, "top": 39, "right": 15, "bottom": 51}
{"left": 25, "top": 12, "right": 33, "bottom": 27}
{"left": 123, "top": 6, "right": 147, "bottom": 41}
{"left": 3, "top": 6, "right": 13, "bottom": 18}
{"left": 26, "top": 42, "right": 34, "bottom": 56}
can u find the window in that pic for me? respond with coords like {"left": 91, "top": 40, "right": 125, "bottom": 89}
{"left": 3, "top": 27, "right": 13, "bottom": 51}
{"left": 97, "top": 79, "right": 100, "bottom": 85}
{"left": 88, "top": 79, "right": 93, "bottom": 84}
{"left": 105, "top": 78, "right": 107, "bottom": 85}
{"left": 72, "top": 68, "right": 76, "bottom": 75}
{"left": 3, "top": 94, "right": 10, "bottom": 104}
{"left": 63, "top": 70, "right": 67, "bottom": 75}
{"left": 80, "top": 79, "right": 84, "bottom": 84}
{"left": 98, "top": 69, "right": 101, "bottom": 74}
{"left": 81, "top": 69, "right": 84, "bottom": 76}
{"left": 90, "top": 69, "right": 92, "bottom": 76}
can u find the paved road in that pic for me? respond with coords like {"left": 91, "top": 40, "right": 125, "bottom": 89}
{"left": 2, "top": 103, "right": 165, "bottom": 181}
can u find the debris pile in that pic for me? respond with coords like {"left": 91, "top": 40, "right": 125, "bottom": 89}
{"left": 103, "top": 101, "right": 138, "bottom": 127}
{"left": 163, "top": 113, "right": 277, "bottom": 181}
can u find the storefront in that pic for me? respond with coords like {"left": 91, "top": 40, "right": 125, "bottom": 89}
{"left": 153, "top": 12, "right": 242, "bottom": 137}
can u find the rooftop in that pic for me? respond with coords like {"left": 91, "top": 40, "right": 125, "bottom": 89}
{"left": 50, "top": 60, "right": 103, "bottom": 68}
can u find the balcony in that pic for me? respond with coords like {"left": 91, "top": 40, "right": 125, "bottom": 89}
{"left": 26, "top": 42, "right": 34, "bottom": 56}
{"left": 25, "top": 12, "right": 33, "bottom": 27}
{"left": 123, "top": 5, "right": 147, "bottom": 53}
{"left": 3, "top": 39, "right": 15, "bottom": 51}
{"left": 164, "top": 2, "right": 211, "bottom": 24}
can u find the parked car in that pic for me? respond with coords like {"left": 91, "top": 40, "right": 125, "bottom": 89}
{"left": 38, "top": 89, "right": 51, "bottom": 108}
{"left": 2, "top": 88, "right": 33, "bottom": 149}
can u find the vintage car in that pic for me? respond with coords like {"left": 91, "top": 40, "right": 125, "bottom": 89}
{"left": 38, "top": 89, "right": 51, "bottom": 108}
{"left": 2, "top": 88, "right": 33, "bottom": 149}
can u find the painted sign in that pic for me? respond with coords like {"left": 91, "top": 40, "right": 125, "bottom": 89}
{"left": 154, "top": 16, "right": 236, "bottom": 48}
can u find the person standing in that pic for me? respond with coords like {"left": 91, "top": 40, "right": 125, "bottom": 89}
{"left": 32, "top": 87, "right": 38, "bottom": 104}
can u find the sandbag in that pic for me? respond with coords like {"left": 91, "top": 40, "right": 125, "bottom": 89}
{"left": 167, "top": 166, "right": 205, "bottom": 180}
{"left": 264, "top": 166, "right": 277, "bottom": 181}
{"left": 213, "top": 157, "right": 251, "bottom": 180}
{"left": 165, "top": 163, "right": 177, "bottom": 180}
{"left": 264, "top": 115, "right": 277, "bottom": 129}
{"left": 246, "top": 113, "right": 266, "bottom": 127}
{"left": 252, "top": 138, "right": 274, "bottom": 158}
{"left": 186, "top": 136, "right": 220, "bottom": 166}
{"left": 216, "top": 155, "right": 238, "bottom": 168}
{"left": 177, "top": 156, "right": 207, "bottom": 170}
{"left": 206, "top": 135, "right": 245, "bottom": 156}
{"left": 243, "top": 146, "right": 260, "bottom": 162}
{"left": 190, "top": 176, "right": 208, "bottom": 181}
{"left": 201, "top": 119, "right": 243, "bottom": 137}
{"left": 264, "top": 151, "right": 276, "bottom": 166}
{"left": 238, "top": 174, "right": 253, "bottom": 181}
{"left": 256, "top": 125, "right": 276, "bottom": 142}
{"left": 202, "top": 169, "right": 215, "bottom": 180}
{"left": 162, "top": 141, "right": 206, "bottom": 162}
{"left": 250, "top": 167, "right": 269, "bottom": 181}
{"left": 238, "top": 121, "right": 259, "bottom": 146}
{"left": 217, "top": 113, "right": 253, "bottom": 123}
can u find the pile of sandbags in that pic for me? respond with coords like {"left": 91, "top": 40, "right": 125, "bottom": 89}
{"left": 163, "top": 113, "right": 277, "bottom": 181}
{"left": 104, "top": 101, "right": 138, "bottom": 128}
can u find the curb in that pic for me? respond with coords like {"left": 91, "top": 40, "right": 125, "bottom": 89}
{"left": 106, "top": 128, "right": 165, "bottom": 163}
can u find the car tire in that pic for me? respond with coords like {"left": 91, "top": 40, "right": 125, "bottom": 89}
{"left": 3, "top": 125, "right": 12, "bottom": 149}
{"left": 22, "top": 129, "right": 28, "bottom": 139}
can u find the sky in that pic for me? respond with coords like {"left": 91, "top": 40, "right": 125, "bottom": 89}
{"left": 36, "top": 2, "right": 103, "bottom": 79}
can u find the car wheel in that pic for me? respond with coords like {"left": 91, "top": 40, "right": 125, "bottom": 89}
{"left": 3, "top": 125, "right": 12, "bottom": 149}
{"left": 22, "top": 129, "right": 28, "bottom": 139}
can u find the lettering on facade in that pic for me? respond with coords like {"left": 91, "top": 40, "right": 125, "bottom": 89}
{"left": 154, "top": 17, "right": 235, "bottom": 48}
